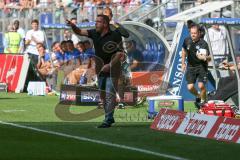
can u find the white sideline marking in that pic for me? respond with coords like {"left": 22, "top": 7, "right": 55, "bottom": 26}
{"left": 2, "top": 109, "right": 26, "bottom": 113}
{"left": 0, "top": 121, "right": 189, "bottom": 160}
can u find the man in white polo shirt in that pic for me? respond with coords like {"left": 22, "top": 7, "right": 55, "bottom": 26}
{"left": 25, "top": 19, "right": 45, "bottom": 66}
{"left": 206, "top": 24, "right": 229, "bottom": 65}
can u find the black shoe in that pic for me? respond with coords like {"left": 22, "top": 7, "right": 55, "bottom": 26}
{"left": 108, "top": 119, "right": 115, "bottom": 124}
{"left": 97, "top": 123, "right": 111, "bottom": 128}
{"left": 195, "top": 97, "right": 201, "bottom": 103}
{"left": 194, "top": 97, "right": 201, "bottom": 109}
{"left": 194, "top": 102, "right": 201, "bottom": 109}
{"left": 194, "top": 101, "right": 206, "bottom": 110}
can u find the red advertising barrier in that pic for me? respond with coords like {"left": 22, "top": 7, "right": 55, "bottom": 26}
{"left": 207, "top": 117, "right": 240, "bottom": 143}
{"left": 0, "top": 54, "right": 29, "bottom": 92}
{"left": 131, "top": 71, "right": 164, "bottom": 85}
{"left": 131, "top": 71, "right": 164, "bottom": 96}
{"left": 151, "top": 108, "right": 186, "bottom": 132}
{"left": 151, "top": 108, "right": 240, "bottom": 144}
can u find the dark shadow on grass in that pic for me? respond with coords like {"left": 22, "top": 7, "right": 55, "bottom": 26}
{"left": 0, "top": 97, "right": 18, "bottom": 100}
{"left": 113, "top": 123, "right": 151, "bottom": 128}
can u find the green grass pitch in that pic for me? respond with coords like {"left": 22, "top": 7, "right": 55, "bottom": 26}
{"left": 0, "top": 92, "right": 239, "bottom": 160}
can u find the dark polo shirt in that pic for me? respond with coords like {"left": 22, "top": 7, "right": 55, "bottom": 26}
{"left": 182, "top": 37, "right": 209, "bottom": 68}
{"left": 87, "top": 29, "right": 122, "bottom": 77}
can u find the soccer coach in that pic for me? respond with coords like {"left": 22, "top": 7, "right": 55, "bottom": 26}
{"left": 66, "top": 15, "right": 124, "bottom": 128}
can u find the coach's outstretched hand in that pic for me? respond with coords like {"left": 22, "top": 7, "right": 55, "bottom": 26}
{"left": 66, "top": 19, "right": 75, "bottom": 27}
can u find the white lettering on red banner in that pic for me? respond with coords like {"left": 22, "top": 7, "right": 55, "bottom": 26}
{"left": 183, "top": 119, "right": 208, "bottom": 135}
{"left": 176, "top": 113, "right": 218, "bottom": 137}
{"left": 214, "top": 123, "right": 239, "bottom": 141}
{"left": 151, "top": 108, "right": 186, "bottom": 132}
{"left": 157, "top": 114, "right": 180, "bottom": 130}
{"left": 137, "top": 85, "right": 160, "bottom": 92}
{"left": 207, "top": 117, "right": 240, "bottom": 143}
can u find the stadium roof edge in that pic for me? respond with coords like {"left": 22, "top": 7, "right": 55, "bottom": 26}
{"left": 164, "top": 1, "right": 233, "bottom": 22}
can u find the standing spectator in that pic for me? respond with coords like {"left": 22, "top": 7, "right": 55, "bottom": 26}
{"left": 103, "top": 7, "right": 129, "bottom": 38}
{"left": 181, "top": 24, "right": 211, "bottom": 108}
{"left": 205, "top": 24, "right": 229, "bottom": 65}
{"left": 13, "top": 20, "right": 25, "bottom": 53}
{"left": 67, "top": 15, "right": 124, "bottom": 128}
{"left": 63, "top": 29, "right": 79, "bottom": 47}
{"left": 83, "top": 0, "right": 94, "bottom": 21}
{"left": 4, "top": 24, "right": 23, "bottom": 54}
{"left": 25, "top": 19, "right": 45, "bottom": 66}
{"left": 13, "top": 20, "right": 25, "bottom": 39}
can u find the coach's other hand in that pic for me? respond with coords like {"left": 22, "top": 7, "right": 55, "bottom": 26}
{"left": 101, "top": 64, "right": 110, "bottom": 73}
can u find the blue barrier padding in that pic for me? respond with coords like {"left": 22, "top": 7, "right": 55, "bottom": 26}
{"left": 201, "top": 18, "right": 240, "bottom": 25}
{"left": 41, "top": 22, "right": 95, "bottom": 29}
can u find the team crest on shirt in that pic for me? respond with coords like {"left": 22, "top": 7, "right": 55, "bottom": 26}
{"left": 102, "top": 41, "right": 118, "bottom": 53}
{"left": 196, "top": 45, "right": 200, "bottom": 50}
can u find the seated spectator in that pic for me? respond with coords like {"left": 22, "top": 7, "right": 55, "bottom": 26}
{"left": 36, "top": 43, "right": 52, "bottom": 77}
{"left": 46, "top": 41, "right": 64, "bottom": 91}
{"left": 51, "top": 41, "right": 65, "bottom": 67}
{"left": 83, "top": 40, "right": 95, "bottom": 57}
{"left": 220, "top": 60, "right": 240, "bottom": 71}
{"left": 127, "top": 40, "right": 144, "bottom": 71}
{"left": 59, "top": 40, "right": 71, "bottom": 66}
{"left": 65, "top": 40, "right": 81, "bottom": 68}
{"left": 67, "top": 41, "right": 96, "bottom": 85}
{"left": 36, "top": 42, "right": 62, "bottom": 92}
{"left": 208, "top": 61, "right": 240, "bottom": 106}
{"left": 60, "top": 40, "right": 80, "bottom": 83}
{"left": 76, "top": 41, "right": 88, "bottom": 64}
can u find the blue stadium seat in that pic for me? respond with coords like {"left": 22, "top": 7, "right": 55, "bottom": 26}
{"left": 158, "top": 43, "right": 165, "bottom": 64}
